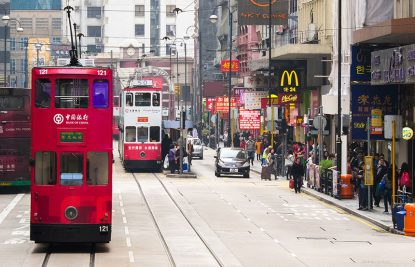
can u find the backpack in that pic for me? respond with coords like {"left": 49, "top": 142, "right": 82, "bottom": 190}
{"left": 400, "top": 171, "right": 411, "bottom": 188}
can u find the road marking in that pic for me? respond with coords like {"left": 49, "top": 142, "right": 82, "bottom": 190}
{"left": 128, "top": 251, "right": 135, "bottom": 263}
{"left": 125, "top": 226, "right": 129, "bottom": 235}
{"left": 120, "top": 201, "right": 124, "bottom": 207}
{"left": 273, "top": 239, "right": 280, "bottom": 243}
{"left": 0, "top": 194, "right": 24, "bottom": 225}
{"left": 291, "top": 253, "right": 297, "bottom": 257}
{"left": 123, "top": 217, "right": 127, "bottom": 224}
{"left": 126, "top": 237, "right": 131, "bottom": 247}
{"left": 121, "top": 208, "right": 125, "bottom": 215}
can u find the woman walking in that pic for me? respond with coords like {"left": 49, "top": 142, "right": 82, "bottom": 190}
{"left": 291, "top": 157, "right": 304, "bottom": 193}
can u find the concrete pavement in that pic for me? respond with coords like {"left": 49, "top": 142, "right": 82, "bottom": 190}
{"left": 247, "top": 160, "right": 403, "bottom": 235}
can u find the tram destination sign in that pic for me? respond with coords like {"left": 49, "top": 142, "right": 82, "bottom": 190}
{"left": 60, "top": 132, "right": 84, "bottom": 143}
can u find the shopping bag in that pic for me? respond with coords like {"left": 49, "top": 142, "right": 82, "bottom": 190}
{"left": 289, "top": 179, "right": 294, "bottom": 189}
{"left": 163, "top": 155, "right": 169, "bottom": 169}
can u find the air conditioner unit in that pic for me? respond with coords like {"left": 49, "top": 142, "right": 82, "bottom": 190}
{"left": 81, "top": 59, "right": 95, "bottom": 67}
{"left": 95, "top": 37, "right": 102, "bottom": 43}
{"left": 307, "top": 23, "right": 317, "bottom": 41}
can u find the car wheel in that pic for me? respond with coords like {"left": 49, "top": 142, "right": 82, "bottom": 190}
{"left": 200, "top": 155, "right": 203, "bottom": 160}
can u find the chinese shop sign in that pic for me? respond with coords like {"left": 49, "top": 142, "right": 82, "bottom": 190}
{"left": 351, "top": 85, "right": 397, "bottom": 140}
{"left": 214, "top": 96, "right": 237, "bottom": 113}
{"left": 350, "top": 45, "right": 372, "bottom": 82}
{"left": 261, "top": 96, "right": 278, "bottom": 108}
{"left": 205, "top": 97, "right": 215, "bottom": 111}
{"left": 238, "top": 0, "right": 288, "bottom": 25}
{"left": 244, "top": 91, "right": 268, "bottom": 110}
{"left": 239, "top": 109, "right": 260, "bottom": 130}
{"left": 220, "top": 60, "right": 240, "bottom": 73}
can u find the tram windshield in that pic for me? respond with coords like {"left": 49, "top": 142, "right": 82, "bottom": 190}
{"left": 60, "top": 153, "right": 83, "bottom": 186}
{"left": 34, "top": 79, "right": 51, "bottom": 108}
{"left": 125, "top": 126, "right": 136, "bottom": 142}
{"left": 34, "top": 152, "right": 57, "bottom": 185}
{"left": 92, "top": 80, "right": 109, "bottom": 108}
{"left": 137, "top": 127, "right": 148, "bottom": 142}
{"left": 150, "top": 126, "right": 160, "bottom": 142}
{"left": 55, "top": 79, "right": 89, "bottom": 108}
{"left": 135, "top": 93, "right": 151, "bottom": 106}
{"left": 87, "top": 152, "right": 108, "bottom": 185}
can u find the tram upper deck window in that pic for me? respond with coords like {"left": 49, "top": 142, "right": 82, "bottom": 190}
{"left": 60, "top": 153, "right": 83, "bottom": 186}
{"left": 34, "top": 152, "right": 57, "bottom": 185}
{"left": 92, "top": 80, "right": 109, "bottom": 108}
{"left": 152, "top": 93, "right": 160, "bottom": 106}
{"left": 150, "top": 126, "right": 160, "bottom": 142}
{"left": 87, "top": 152, "right": 108, "bottom": 185}
{"left": 0, "top": 95, "right": 24, "bottom": 110}
{"left": 135, "top": 93, "right": 151, "bottom": 106}
{"left": 55, "top": 79, "right": 89, "bottom": 108}
{"left": 125, "top": 126, "right": 136, "bottom": 142}
{"left": 125, "top": 93, "right": 133, "bottom": 106}
{"left": 137, "top": 127, "right": 148, "bottom": 142}
{"left": 35, "top": 79, "right": 51, "bottom": 108}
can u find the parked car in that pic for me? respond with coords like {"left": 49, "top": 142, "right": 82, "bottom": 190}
{"left": 214, "top": 147, "right": 250, "bottom": 178}
{"left": 188, "top": 137, "right": 204, "bottom": 159}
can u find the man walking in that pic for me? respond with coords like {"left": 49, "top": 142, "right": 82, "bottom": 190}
{"left": 245, "top": 135, "right": 255, "bottom": 166}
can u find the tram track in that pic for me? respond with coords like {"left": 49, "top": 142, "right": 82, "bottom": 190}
{"left": 132, "top": 172, "right": 224, "bottom": 267}
{"left": 41, "top": 243, "right": 96, "bottom": 267}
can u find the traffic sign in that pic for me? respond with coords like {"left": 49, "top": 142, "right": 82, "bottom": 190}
{"left": 313, "top": 115, "right": 327, "bottom": 130}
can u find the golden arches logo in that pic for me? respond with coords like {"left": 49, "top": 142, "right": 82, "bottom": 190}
{"left": 280, "top": 70, "right": 299, "bottom": 87}
{"left": 250, "top": 0, "right": 278, "bottom": 7}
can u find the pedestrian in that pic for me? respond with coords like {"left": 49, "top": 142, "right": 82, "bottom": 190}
{"left": 291, "top": 157, "right": 304, "bottom": 193}
{"left": 383, "top": 167, "right": 392, "bottom": 213}
{"left": 355, "top": 161, "right": 369, "bottom": 210}
{"left": 240, "top": 136, "right": 246, "bottom": 149}
{"left": 245, "top": 135, "right": 255, "bottom": 166}
{"left": 399, "top": 162, "right": 411, "bottom": 191}
{"left": 187, "top": 139, "right": 194, "bottom": 170}
{"left": 374, "top": 157, "right": 387, "bottom": 207}
{"left": 255, "top": 138, "right": 262, "bottom": 161}
{"left": 267, "top": 148, "right": 278, "bottom": 180}
{"left": 262, "top": 146, "right": 271, "bottom": 166}
{"left": 285, "top": 150, "right": 294, "bottom": 180}
{"left": 168, "top": 144, "right": 176, "bottom": 174}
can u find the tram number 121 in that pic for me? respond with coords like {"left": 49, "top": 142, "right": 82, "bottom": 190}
{"left": 97, "top": 70, "right": 107, "bottom": 76}
{"left": 99, "top": 225, "right": 109, "bottom": 232}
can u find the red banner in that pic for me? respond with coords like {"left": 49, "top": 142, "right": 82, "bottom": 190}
{"left": 261, "top": 97, "right": 279, "bottom": 108}
{"left": 278, "top": 93, "right": 301, "bottom": 105}
{"left": 239, "top": 109, "right": 260, "bottom": 130}
{"left": 220, "top": 60, "right": 240, "bottom": 73}
{"left": 205, "top": 97, "right": 215, "bottom": 111}
{"left": 214, "top": 96, "right": 237, "bottom": 113}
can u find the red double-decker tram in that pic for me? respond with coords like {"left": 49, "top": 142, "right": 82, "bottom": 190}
{"left": 0, "top": 87, "right": 31, "bottom": 188}
{"left": 119, "top": 78, "right": 163, "bottom": 171}
{"left": 30, "top": 67, "right": 113, "bottom": 243}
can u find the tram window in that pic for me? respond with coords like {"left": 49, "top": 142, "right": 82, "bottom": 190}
{"left": 55, "top": 79, "right": 89, "bottom": 108}
{"left": 60, "top": 153, "right": 84, "bottom": 186}
{"left": 92, "top": 80, "right": 109, "bottom": 108}
{"left": 152, "top": 93, "right": 160, "bottom": 106}
{"left": 150, "top": 126, "right": 160, "bottom": 142}
{"left": 125, "top": 126, "right": 136, "bottom": 142}
{"left": 0, "top": 96, "right": 24, "bottom": 110}
{"left": 34, "top": 152, "right": 57, "bottom": 185}
{"left": 137, "top": 127, "right": 148, "bottom": 142}
{"left": 86, "top": 152, "right": 108, "bottom": 185}
{"left": 126, "top": 93, "right": 133, "bottom": 106}
{"left": 135, "top": 93, "right": 151, "bottom": 106}
{"left": 35, "top": 79, "right": 51, "bottom": 108}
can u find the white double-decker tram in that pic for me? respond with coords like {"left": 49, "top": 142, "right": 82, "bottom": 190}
{"left": 119, "top": 78, "right": 162, "bottom": 170}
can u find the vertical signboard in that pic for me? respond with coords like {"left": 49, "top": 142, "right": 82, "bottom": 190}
{"left": 239, "top": 109, "right": 260, "bottom": 130}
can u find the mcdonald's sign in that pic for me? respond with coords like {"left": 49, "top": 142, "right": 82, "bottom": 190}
{"left": 280, "top": 70, "right": 300, "bottom": 93}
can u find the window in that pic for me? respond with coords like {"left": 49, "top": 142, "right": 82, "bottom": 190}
{"left": 135, "top": 92, "right": 151, "bottom": 106}
{"left": 34, "top": 152, "right": 56, "bottom": 185}
{"left": 125, "top": 93, "right": 133, "bottom": 106}
{"left": 20, "top": 37, "right": 28, "bottom": 50}
{"left": 55, "top": 79, "right": 89, "bottom": 108}
{"left": 51, "top": 18, "right": 61, "bottom": 30}
{"left": 152, "top": 93, "right": 160, "bottom": 106}
{"left": 35, "top": 79, "right": 51, "bottom": 108}
{"left": 10, "top": 38, "right": 15, "bottom": 51}
{"left": 20, "top": 18, "right": 33, "bottom": 30}
{"left": 20, "top": 59, "right": 26, "bottom": 74}
{"left": 166, "top": 24, "right": 176, "bottom": 37}
{"left": 10, "top": 59, "right": 15, "bottom": 74}
{"left": 87, "top": 152, "right": 108, "bottom": 185}
{"left": 35, "top": 18, "right": 48, "bottom": 29}
{"left": 135, "top": 24, "right": 145, "bottom": 36}
{"left": 87, "top": 26, "right": 102, "bottom": 37}
{"left": 0, "top": 96, "right": 24, "bottom": 110}
{"left": 166, "top": 5, "right": 176, "bottom": 17}
{"left": 137, "top": 127, "right": 148, "bottom": 142}
{"left": 135, "top": 5, "right": 144, "bottom": 16}
{"left": 87, "top": 7, "right": 102, "bottom": 18}
{"left": 150, "top": 126, "right": 160, "bottom": 142}
{"left": 87, "top": 44, "right": 102, "bottom": 53}
{"left": 52, "top": 37, "right": 61, "bottom": 44}
{"left": 92, "top": 80, "right": 109, "bottom": 108}
{"left": 126, "top": 126, "right": 136, "bottom": 142}
{"left": 60, "top": 153, "right": 83, "bottom": 186}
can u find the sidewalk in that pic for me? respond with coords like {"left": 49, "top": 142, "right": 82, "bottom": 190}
{"left": 249, "top": 161, "right": 403, "bottom": 235}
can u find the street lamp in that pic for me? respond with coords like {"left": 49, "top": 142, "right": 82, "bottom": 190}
{"left": 2, "top": 15, "right": 23, "bottom": 86}
{"left": 210, "top": 2, "right": 236, "bottom": 147}
{"left": 35, "top": 42, "right": 43, "bottom": 67}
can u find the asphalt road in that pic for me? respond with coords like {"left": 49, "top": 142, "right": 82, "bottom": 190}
{"left": 0, "top": 144, "right": 414, "bottom": 266}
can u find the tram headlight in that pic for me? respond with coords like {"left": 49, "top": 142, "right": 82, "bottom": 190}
{"left": 140, "top": 151, "right": 146, "bottom": 158}
{"left": 64, "top": 206, "right": 78, "bottom": 220}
